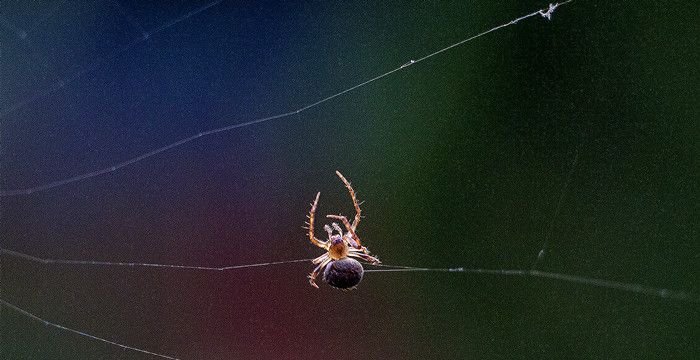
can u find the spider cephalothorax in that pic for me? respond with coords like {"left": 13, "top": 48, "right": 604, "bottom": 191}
{"left": 305, "top": 171, "right": 380, "bottom": 289}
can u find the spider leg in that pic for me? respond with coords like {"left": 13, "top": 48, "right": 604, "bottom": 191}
{"left": 331, "top": 222, "right": 344, "bottom": 237}
{"left": 330, "top": 222, "right": 358, "bottom": 247}
{"left": 348, "top": 249, "right": 380, "bottom": 265}
{"left": 307, "top": 192, "right": 327, "bottom": 249}
{"left": 312, "top": 253, "right": 328, "bottom": 265}
{"left": 323, "top": 224, "right": 334, "bottom": 239}
{"left": 308, "top": 256, "right": 332, "bottom": 288}
{"left": 326, "top": 214, "right": 364, "bottom": 250}
{"left": 335, "top": 171, "right": 362, "bottom": 231}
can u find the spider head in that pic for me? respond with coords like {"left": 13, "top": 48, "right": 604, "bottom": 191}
{"left": 328, "top": 235, "right": 349, "bottom": 260}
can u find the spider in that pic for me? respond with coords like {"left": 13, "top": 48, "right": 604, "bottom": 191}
{"left": 305, "top": 171, "right": 380, "bottom": 289}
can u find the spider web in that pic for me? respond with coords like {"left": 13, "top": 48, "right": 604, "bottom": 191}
{"left": 1, "top": 1, "right": 698, "bottom": 359}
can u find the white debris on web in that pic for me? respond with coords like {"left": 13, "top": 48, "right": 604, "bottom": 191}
{"left": 539, "top": 3, "right": 561, "bottom": 20}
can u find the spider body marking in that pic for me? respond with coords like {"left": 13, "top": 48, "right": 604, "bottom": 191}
{"left": 305, "top": 171, "right": 380, "bottom": 289}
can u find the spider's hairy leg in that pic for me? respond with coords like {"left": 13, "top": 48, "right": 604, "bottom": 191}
{"left": 348, "top": 249, "right": 380, "bottom": 265}
{"left": 308, "top": 256, "right": 332, "bottom": 288}
{"left": 335, "top": 171, "right": 362, "bottom": 231}
{"left": 323, "top": 224, "right": 334, "bottom": 239}
{"left": 308, "top": 192, "right": 327, "bottom": 249}
{"left": 312, "top": 253, "right": 328, "bottom": 265}
{"left": 327, "top": 214, "right": 364, "bottom": 250}
{"left": 331, "top": 222, "right": 343, "bottom": 237}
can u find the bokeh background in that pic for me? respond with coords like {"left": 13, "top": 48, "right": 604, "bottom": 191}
{"left": 1, "top": 0, "right": 698, "bottom": 359}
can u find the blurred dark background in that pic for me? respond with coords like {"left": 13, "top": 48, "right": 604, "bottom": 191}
{"left": 1, "top": 0, "right": 698, "bottom": 359}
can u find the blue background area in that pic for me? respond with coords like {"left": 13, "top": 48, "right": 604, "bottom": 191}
{"left": 1, "top": 1, "right": 698, "bottom": 359}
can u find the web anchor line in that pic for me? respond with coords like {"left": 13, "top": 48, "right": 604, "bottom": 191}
{"left": 3, "top": 248, "right": 698, "bottom": 304}
{"left": 0, "top": 248, "right": 315, "bottom": 359}
{"left": 1, "top": 251, "right": 698, "bottom": 360}
{"left": 365, "top": 265, "right": 700, "bottom": 304}
{"left": 3, "top": 245, "right": 698, "bottom": 360}
{"left": 0, "top": 299, "right": 181, "bottom": 360}
{"left": 0, "top": 248, "right": 314, "bottom": 271}
{"left": 531, "top": 140, "right": 582, "bottom": 270}
{"left": 0, "top": 1, "right": 573, "bottom": 197}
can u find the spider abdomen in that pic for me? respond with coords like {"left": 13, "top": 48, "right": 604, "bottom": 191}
{"left": 323, "top": 258, "right": 364, "bottom": 289}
